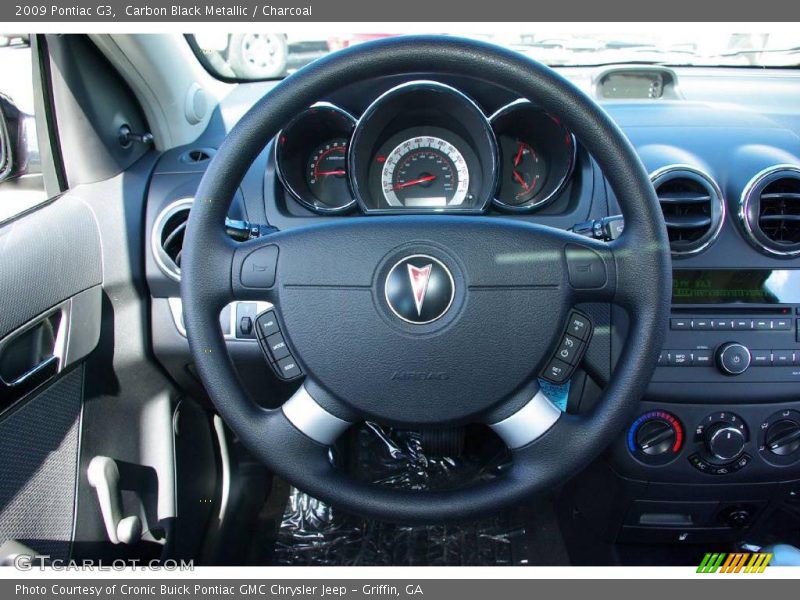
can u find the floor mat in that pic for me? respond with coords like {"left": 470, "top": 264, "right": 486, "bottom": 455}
{"left": 269, "top": 423, "right": 568, "bottom": 566}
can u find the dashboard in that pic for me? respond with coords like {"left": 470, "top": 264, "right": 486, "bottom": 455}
{"left": 145, "top": 64, "right": 800, "bottom": 547}
{"left": 274, "top": 80, "right": 575, "bottom": 215}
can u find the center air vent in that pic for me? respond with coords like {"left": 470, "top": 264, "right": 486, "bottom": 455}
{"left": 152, "top": 198, "right": 193, "bottom": 281}
{"left": 740, "top": 165, "right": 800, "bottom": 258}
{"left": 650, "top": 165, "right": 725, "bottom": 256}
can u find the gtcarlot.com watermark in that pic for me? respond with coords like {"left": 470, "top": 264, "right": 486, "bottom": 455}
{"left": 13, "top": 555, "right": 194, "bottom": 571}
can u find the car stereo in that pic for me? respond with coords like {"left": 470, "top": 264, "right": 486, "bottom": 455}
{"left": 651, "top": 269, "right": 800, "bottom": 394}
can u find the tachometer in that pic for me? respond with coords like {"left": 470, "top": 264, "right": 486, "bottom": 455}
{"left": 381, "top": 136, "right": 470, "bottom": 208}
{"left": 306, "top": 138, "right": 349, "bottom": 208}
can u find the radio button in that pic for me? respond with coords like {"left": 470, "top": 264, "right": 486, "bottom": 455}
{"left": 751, "top": 350, "right": 772, "bottom": 366}
{"left": 712, "top": 319, "right": 732, "bottom": 330}
{"left": 692, "top": 350, "right": 713, "bottom": 366}
{"left": 754, "top": 319, "right": 771, "bottom": 330}
{"left": 774, "top": 319, "right": 792, "bottom": 330}
{"left": 717, "top": 343, "right": 751, "bottom": 375}
{"left": 693, "top": 319, "right": 711, "bottom": 330}
{"left": 673, "top": 351, "right": 691, "bottom": 366}
{"left": 670, "top": 318, "right": 691, "bottom": 330}
{"left": 773, "top": 350, "right": 794, "bottom": 366}
{"left": 733, "top": 319, "right": 753, "bottom": 330}
{"left": 658, "top": 351, "right": 670, "bottom": 366}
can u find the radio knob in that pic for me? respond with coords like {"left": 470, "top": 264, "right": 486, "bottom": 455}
{"left": 716, "top": 343, "right": 751, "bottom": 376}
{"left": 706, "top": 423, "right": 746, "bottom": 461}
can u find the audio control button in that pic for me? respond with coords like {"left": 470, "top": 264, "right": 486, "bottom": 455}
{"left": 717, "top": 343, "right": 751, "bottom": 375}
{"left": 733, "top": 319, "right": 753, "bottom": 330}
{"left": 751, "top": 350, "right": 772, "bottom": 366}
{"left": 673, "top": 351, "right": 691, "bottom": 366}
{"left": 772, "top": 350, "right": 793, "bottom": 366}
{"left": 670, "top": 318, "right": 690, "bottom": 330}
{"left": 774, "top": 319, "right": 792, "bottom": 330}
{"left": 692, "top": 350, "right": 713, "bottom": 366}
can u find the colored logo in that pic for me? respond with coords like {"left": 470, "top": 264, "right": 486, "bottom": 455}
{"left": 384, "top": 255, "right": 455, "bottom": 325}
{"left": 697, "top": 552, "right": 772, "bottom": 573}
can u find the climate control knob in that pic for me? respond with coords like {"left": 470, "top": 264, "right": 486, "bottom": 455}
{"left": 706, "top": 423, "right": 746, "bottom": 461}
{"left": 765, "top": 419, "right": 800, "bottom": 457}
{"left": 716, "top": 343, "right": 751, "bottom": 375}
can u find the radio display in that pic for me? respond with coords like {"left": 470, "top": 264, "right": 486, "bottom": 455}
{"left": 673, "top": 270, "right": 800, "bottom": 304}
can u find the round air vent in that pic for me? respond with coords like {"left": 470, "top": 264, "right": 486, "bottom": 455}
{"left": 740, "top": 165, "right": 800, "bottom": 258}
{"left": 152, "top": 198, "right": 193, "bottom": 281}
{"left": 650, "top": 165, "right": 726, "bottom": 256}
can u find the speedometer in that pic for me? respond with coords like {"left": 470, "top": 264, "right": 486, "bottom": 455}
{"left": 381, "top": 137, "right": 470, "bottom": 208}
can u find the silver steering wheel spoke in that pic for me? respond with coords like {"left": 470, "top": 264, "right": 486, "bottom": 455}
{"left": 282, "top": 384, "right": 353, "bottom": 446}
{"left": 489, "top": 388, "right": 562, "bottom": 449}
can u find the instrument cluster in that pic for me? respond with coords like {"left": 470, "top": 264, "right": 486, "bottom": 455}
{"left": 274, "top": 80, "right": 576, "bottom": 215}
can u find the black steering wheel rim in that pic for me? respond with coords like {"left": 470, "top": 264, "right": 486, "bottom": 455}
{"left": 181, "top": 35, "right": 671, "bottom": 523}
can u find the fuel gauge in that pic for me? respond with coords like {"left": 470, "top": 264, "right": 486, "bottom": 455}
{"left": 498, "top": 137, "right": 548, "bottom": 206}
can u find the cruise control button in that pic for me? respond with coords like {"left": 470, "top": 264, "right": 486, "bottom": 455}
{"left": 276, "top": 356, "right": 302, "bottom": 380}
{"left": 751, "top": 350, "right": 772, "bottom": 366}
{"left": 566, "top": 313, "right": 591, "bottom": 341}
{"left": 556, "top": 334, "right": 582, "bottom": 365}
{"left": 266, "top": 332, "right": 290, "bottom": 361}
{"left": 543, "top": 358, "right": 571, "bottom": 383}
{"left": 256, "top": 311, "right": 280, "bottom": 338}
{"left": 692, "top": 350, "right": 713, "bottom": 366}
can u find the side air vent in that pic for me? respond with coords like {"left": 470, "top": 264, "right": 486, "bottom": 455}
{"left": 650, "top": 165, "right": 725, "bottom": 256}
{"left": 740, "top": 165, "right": 800, "bottom": 257}
{"left": 152, "top": 198, "right": 193, "bottom": 281}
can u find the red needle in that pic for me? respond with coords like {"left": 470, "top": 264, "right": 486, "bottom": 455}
{"left": 315, "top": 169, "right": 346, "bottom": 177}
{"left": 514, "top": 143, "right": 525, "bottom": 167}
{"left": 393, "top": 174, "right": 437, "bottom": 191}
{"left": 512, "top": 170, "right": 530, "bottom": 192}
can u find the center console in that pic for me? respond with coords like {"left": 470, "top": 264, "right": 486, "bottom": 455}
{"left": 565, "top": 268, "right": 800, "bottom": 551}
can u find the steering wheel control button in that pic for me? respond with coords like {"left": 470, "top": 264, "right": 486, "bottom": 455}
{"left": 540, "top": 311, "right": 593, "bottom": 384}
{"left": 758, "top": 410, "right": 800, "bottom": 466}
{"left": 276, "top": 357, "right": 302, "bottom": 380}
{"left": 254, "top": 309, "right": 304, "bottom": 381}
{"left": 239, "top": 244, "right": 279, "bottom": 288}
{"left": 265, "top": 333, "right": 291, "bottom": 361}
{"left": 716, "top": 342, "right": 751, "bottom": 375}
{"left": 256, "top": 311, "right": 280, "bottom": 338}
{"left": 543, "top": 358, "right": 570, "bottom": 383}
{"left": 565, "top": 244, "right": 607, "bottom": 289}
{"left": 566, "top": 312, "right": 591, "bottom": 341}
{"left": 384, "top": 254, "right": 455, "bottom": 325}
{"left": 555, "top": 334, "right": 581, "bottom": 365}
{"left": 628, "top": 410, "right": 684, "bottom": 465}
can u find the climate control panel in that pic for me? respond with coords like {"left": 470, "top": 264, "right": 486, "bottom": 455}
{"left": 688, "top": 411, "right": 751, "bottom": 475}
{"left": 623, "top": 403, "right": 800, "bottom": 482}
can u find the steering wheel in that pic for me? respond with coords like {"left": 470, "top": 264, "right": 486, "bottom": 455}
{"left": 181, "top": 36, "right": 671, "bottom": 523}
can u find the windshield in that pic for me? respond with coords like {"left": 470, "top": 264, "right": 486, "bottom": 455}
{"left": 188, "top": 32, "right": 799, "bottom": 81}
